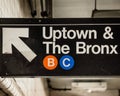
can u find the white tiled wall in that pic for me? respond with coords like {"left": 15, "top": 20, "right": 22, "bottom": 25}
{"left": 53, "top": 0, "right": 120, "bottom": 18}
{"left": 97, "top": 0, "right": 120, "bottom": 10}
{"left": 0, "top": 0, "right": 41, "bottom": 18}
{"left": 0, "top": 0, "right": 31, "bottom": 18}
{"left": 53, "top": 0, "right": 94, "bottom": 18}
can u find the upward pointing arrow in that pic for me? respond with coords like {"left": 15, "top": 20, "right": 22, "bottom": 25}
{"left": 2, "top": 28, "right": 37, "bottom": 62}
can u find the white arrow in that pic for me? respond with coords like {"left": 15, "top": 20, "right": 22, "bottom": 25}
{"left": 2, "top": 28, "right": 37, "bottom": 62}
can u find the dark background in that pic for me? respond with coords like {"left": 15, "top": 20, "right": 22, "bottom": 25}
{"left": 0, "top": 18, "right": 120, "bottom": 76}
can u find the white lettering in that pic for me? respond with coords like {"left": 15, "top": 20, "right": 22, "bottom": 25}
{"left": 48, "top": 58, "right": 55, "bottom": 67}
{"left": 63, "top": 58, "right": 70, "bottom": 67}
{"left": 76, "top": 42, "right": 118, "bottom": 54}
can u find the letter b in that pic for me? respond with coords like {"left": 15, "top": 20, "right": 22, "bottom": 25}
{"left": 43, "top": 55, "right": 58, "bottom": 70}
{"left": 48, "top": 58, "right": 55, "bottom": 67}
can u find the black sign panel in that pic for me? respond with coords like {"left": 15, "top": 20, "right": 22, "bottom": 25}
{"left": 0, "top": 18, "right": 120, "bottom": 76}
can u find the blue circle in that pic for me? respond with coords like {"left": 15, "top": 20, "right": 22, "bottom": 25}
{"left": 60, "top": 55, "right": 75, "bottom": 70}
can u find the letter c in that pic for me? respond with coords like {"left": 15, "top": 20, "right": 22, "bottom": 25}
{"left": 62, "top": 58, "right": 70, "bottom": 67}
{"left": 60, "top": 55, "right": 75, "bottom": 70}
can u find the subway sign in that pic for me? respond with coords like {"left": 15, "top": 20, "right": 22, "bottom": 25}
{"left": 0, "top": 18, "right": 120, "bottom": 76}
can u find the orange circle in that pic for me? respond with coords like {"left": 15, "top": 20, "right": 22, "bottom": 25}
{"left": 43, "top": 55, "right": 58, "bottom": 70}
